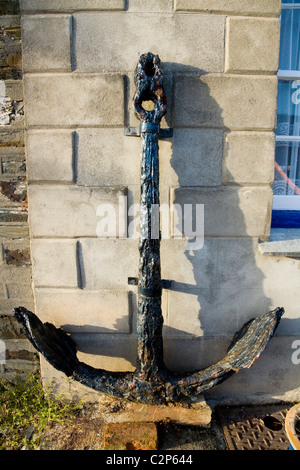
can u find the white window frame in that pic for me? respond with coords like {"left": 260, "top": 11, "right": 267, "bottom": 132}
{"left": 273, "top": 2, "right": 300, "bottom": 211}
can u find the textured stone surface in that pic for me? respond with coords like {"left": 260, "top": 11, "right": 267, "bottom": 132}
{"left": 76, "top": 128, "right": 140, "bottom": 187}
{"left": 171, "top": 186, "right": 273, "bottom": 238}
{"left": 28, "top": 185, "right": 128, "bottom": 237}
{"left": 21, "top": 15, "right": 72, "bottom": 72}
{"left": 31, "top": 239, "right": 78, "bottom": 288}
{"left": 34, "top": 288, "right": 132, "bottom": 333}
{"left": 24, "top": 74, "right": 124, "bottom": 127}
{"left": 26, "top": 130, "right": 74, "bottom": 182}
{"left": 74, "top": 12, "right": 225, "bottom": 73}
{"left": 20, "top": 0, "right": 124, "bottom": 11}
{"left": 162, "top": 129, "right": 223, "bottom": 187}
{"left": 127, "top": 0, "right": 173, "bottom": 12}
{"left": 225, "top": 17, "right": 280, "bottom": 73}
{"left": 174, "top": 0, "right": 281, "bottom": 16}
{"left": 223, "top": 132, "right": 275, "bottom": 184}
{"left": 79, "top": 238, "right": 139, "bottom": 290}
{"left": 174, "top": 74, "right": 278, "bottom": 130}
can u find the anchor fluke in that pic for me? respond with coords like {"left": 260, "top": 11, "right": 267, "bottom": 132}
{"left": 14, "top": 307, "right": 79, "bottom": 377}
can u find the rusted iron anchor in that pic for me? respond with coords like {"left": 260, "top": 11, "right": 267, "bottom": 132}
{"left": 14, "top": 53, "right": 284, "bottom": 405}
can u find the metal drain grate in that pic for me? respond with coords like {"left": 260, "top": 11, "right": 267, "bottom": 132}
{"left": 216, "top": 405, "right": 291, "bottom": 450}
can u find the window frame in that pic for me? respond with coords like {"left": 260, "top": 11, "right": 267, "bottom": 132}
{"left": 273, "top": 2, "right": 300, "bottom": 218}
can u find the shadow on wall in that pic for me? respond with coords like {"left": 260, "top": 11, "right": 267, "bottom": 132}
{"left": 165, "top": 63, "right": 272, "bottom": 359}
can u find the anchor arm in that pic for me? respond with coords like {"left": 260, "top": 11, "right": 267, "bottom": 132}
{"left": 172, "top": 307, "right": 284, "bottom": 399}
{"left": 14, "top": 306, "right": 284, "bottom": 404}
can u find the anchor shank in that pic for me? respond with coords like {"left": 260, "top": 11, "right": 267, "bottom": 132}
{"left": 135, "top": 128, "right": 166, "bottom": 381}
{"left": 133, "top": 53, "right": 168, "bottom": 381}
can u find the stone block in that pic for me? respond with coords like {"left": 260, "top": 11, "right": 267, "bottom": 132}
{"left": 127, "top": 0, "right": 173, "bottom": 12}
{"left": 0, "top": 297, "right": 34, "bottom": 316}
{"left": 34, "top": 288, "right": 132, "bottom": 333}
{"left": 174, "top": 0, "right": 281, "bottom": 17}
{"left": 256, "top": 251, "right": 300, "bottom": 291}
{"left": 160, "top": 238, "right": 218, "bottom": 290}
{"left": 166, "top": 287, "right": 267, "bottom": 338}
{"left": 0, "top": 125, "right": 24, "bottom": 147}
{"left": 216, "top": 237, "right": 300, "bottom": 290}
{"left": 0, "top": 224, "right": 29, "bottom": 239}
{"left": 30, "top": 239, "right": 78, "bottom": 288}
{"left": 0, "top": 148, "right": 26, "bottom": 177}
{"left": 5, "top": 282, "right": 33, "bottom": 302}
{"left": 171, "top": 186, "right": 273, "bottom": 238}
{"left": 24, "top": 74, "right": 124, "bottom": 127}
{"left": 0, "top": 263, "right": 32, "bottom": 287}
{"left": 28, "top": 185, "right": 127, "bottom": 237}
{"left": 79, "top": 238, "right": 139, "bottom": 290}
{"left": 76, "top": 128, "right": 140, "bottom": 187}
{"left": 104, "top": 422, "right": 158, "bottom": 450}
{"left": 223, "top": 132, "right": 275, "bottom": 184}
{"left": 225, "top": 17, "right": 280, "bottom": 73}
{"left": 20, "top": 0, "right": 125, "bottom": 11}
{"left": 0, "top": 22, "right": 22, "bottom": 80}
{"left": 21, "top": 15, "right": 72, "bottom": 72}
{"left": 258, "top": 232, "right": 300, "bottom": 258}
{"left": 0, "top": 284, "right": 7, "bottom": 300}
{"left": 216, "top": 238, "right": 263, "bottom": 290}
{"left": 2, "top": 80, "right": 23, "bottom": 101}
{"left": 0, "top": 178, "right": 27, "bottom": 207}
{"left": 99, "top": 394, "right": 211, "bottom": 426}
{"left": 74, "top": 12, "right": 225, "bottom": 73}
{"left": 174, "top": 74, "right": 278, "bottom": 130}
{"left": 26, "top": 130, "right": 73, "bottom": 183}
{"left": 162, "top": 129, "right": 223, "bottom": 187}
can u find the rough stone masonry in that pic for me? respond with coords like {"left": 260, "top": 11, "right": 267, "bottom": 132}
{"left": 4, "top": 0, "right": 300, "bottom": 405}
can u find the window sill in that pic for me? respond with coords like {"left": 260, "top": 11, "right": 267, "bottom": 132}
{"left": 258, "top": 228, "right": 300, "bottom": 258}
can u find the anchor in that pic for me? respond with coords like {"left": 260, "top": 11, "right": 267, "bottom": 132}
{"left": 14, "top": 53, "right": 284, "bottom": 405}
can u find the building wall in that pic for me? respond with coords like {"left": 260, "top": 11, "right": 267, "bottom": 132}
{"left": 0, "top": 0, "right": 38, "bottom": 380}
{"left": 19, "top": 0, "right": 300, "bottom": 403}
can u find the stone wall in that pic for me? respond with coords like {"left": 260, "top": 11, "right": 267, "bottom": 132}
{"left": 0, "top": 0, "right": 38, "bottom": 380}
{"left": 18, "top": 0, "right": 300, "bottom": 403}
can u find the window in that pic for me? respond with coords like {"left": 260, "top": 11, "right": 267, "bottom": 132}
{"left": 272, "top": 0, "right": 300, "bottom": 228}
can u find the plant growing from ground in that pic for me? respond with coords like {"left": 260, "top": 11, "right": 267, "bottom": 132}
{"left": 0, "top": 372, "right": 82, "bottom": 450}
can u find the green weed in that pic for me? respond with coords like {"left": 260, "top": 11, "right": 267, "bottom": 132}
{"left": 0, "top": 372, "right": 82, "bottom": 450}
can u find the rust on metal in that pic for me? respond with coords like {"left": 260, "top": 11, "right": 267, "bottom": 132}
{"left": 14, "top": 52, "right": 284, "bottom": 405}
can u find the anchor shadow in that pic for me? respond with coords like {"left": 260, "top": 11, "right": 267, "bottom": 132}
{"left": 159, "top": 62, "right": 282, "bottom": 381}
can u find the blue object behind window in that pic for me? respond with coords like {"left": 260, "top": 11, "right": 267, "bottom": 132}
{"left": 271, "top": 210, "right": 300, "bottom": 228}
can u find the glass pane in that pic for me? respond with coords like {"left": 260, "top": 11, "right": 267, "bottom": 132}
{"left": 279, "top": 8, "right": 300, "bottom": 70}
{"left": 273, "top": 141, "right": 300, "bottom": 195}
{"left": 282, "top": 0, "right": 300, "bottom": 4}
{"left": 276, "top": 80, "right": 300, "bottom": 136}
